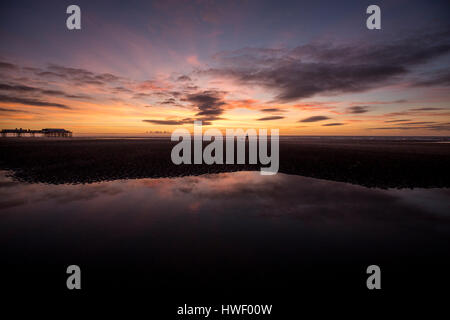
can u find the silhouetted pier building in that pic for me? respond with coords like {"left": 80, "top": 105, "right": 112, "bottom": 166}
{"left": 1, "top": 128, "right": 72, "bottom": 138}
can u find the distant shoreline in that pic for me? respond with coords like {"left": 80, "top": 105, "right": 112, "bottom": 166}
{"left": 1, "top": 135, "right": 450, "bottom": 142}
{"left": 6, "top": 134, "right": 449, "bottom": 139}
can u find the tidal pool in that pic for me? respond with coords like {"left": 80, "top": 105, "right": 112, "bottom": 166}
{"left": 1, "top": 170, "right": 449, "bottom": 291}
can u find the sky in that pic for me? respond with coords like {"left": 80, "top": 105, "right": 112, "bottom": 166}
{"left": 0, "top": 0, "right": 449, "bottom": 135}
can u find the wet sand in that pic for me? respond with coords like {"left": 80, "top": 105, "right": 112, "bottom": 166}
{"left": 0, "top": 137, "right": 449, "bottom": 188}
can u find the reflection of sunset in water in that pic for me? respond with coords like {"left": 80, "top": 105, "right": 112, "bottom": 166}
{"left": 1, "top": 170, "right": 449, "bottom": 290}
{"left": 1, "top": 170, "right": 449, "bottom": 225}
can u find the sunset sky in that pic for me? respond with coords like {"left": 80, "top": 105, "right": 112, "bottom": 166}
{"left": 0, "top": 0, "right": 449, "bottom": 135}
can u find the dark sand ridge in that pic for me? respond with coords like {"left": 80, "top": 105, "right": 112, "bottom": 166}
{"left": 0, "top": 137, "right": 449, "bottom": 188}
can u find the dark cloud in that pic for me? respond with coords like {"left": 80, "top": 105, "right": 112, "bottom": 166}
{"left": 299, "top": 116, "right": 330, "bottom": 122}
{"left": 113, "top": 86, "right": 133, "bottom": 94}
{"left": 160, "top": 98, "right": 177, "bottom": 105}
{"left": 0, "top": 82, "right": 92, "bottom": 100}
{"left": 257, "top": 116, "right": 284, "bottom": 121}
{"left": 41, "top": 89, "right": 66, "bottom": 96}
{"left": 143, "top": 119, "right": 187, "bottom": 125}
{"left": 0, "top": 107, "right": 16, "bottom": 112}
{"left": 0, "top": 107, "right": 34, "bottom": 113}
{"left": 0, "top": 83, "right": 37, "bottom": 92}
{"left": 385, "top": 119, "right": 411, "bottom": 123}
{"left": 202, "top": 29, "right": 450, "bottom": 102}
{"left": 410, "top": 107, "right": 446, "bottom": 111}
{"left": 169, "top": 91, "right": 182, "bottom": 97}
{"left": 346, "top": 106, "right": 370, "bottom": 114}
{"left": 0, "top": 95, "right": 70, "bottom": 109}
{"left": 177, "top": 75, "right": 192, "bottom": 82}
{"left": 0, "top": 62, "right": 18, "bottom": 70}
{"left": 184, "top": 90, "right": 226, "bottom": 117}
{"left": 402, "top": 121, "right": 436, "bottom": 125}
{"left": 65, "top": 94, "right": 92, "bottom": 100}
{"left": 24, "top": 64, "right": 124, "bottom": 86}
{"left": 261, "top": 108, "right": 284, "bottom": 112}
{"left": 323, "top": 123, "right": 345, "bottom": 126}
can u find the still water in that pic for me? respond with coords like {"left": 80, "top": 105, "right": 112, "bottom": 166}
{"left": 1, "top": 170, "right": 449, "bottom": 290}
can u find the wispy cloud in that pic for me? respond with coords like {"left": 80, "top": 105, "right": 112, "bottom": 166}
{"left": 143, "top": 119, "right": 187, "bottom": 125}
{"left": 0, "top": 61, "right": 18, "bottom": 70}
{"left": 385, "top": 119, "right": 411, "bottom": 123}
{"left": 0, "top": 95, "right": 70, "bottom": 109}
{"left": 257, "top": 116, "right": 284, "bottom": 121}
{"left": 0, "top": 107, "right": 35, "bottom": 114}
{"left": 409, "top": 107, "right": 446, "bottom": 111}
{"left": 261, "top": 108, "right": 284, "bottom": 113}
{"left": 0, "top": 82, "right": 92, "bottom": 100}
{"left": 411, "top": 68, "right": 450, "bottom": 87}
{"left": 346, "top": 106, "right": 370, "bottom": 114}
{"left": 299, "top": 116, "right": 330, "bottom": 122}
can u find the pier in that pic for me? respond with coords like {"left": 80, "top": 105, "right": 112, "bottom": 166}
{"left": 1, "top": 128, "right": 72, "bottom": 138}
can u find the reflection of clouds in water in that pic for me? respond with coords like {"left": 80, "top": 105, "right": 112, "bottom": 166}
{"left": 0, "top": 170, "right": 449, "bottom": 229}
{"left": 36, "top": 184, "right": 123, "bottom": 203}
{"left": 137, "top": 172, "right": 287, "bottom": 199}
{"left": 147, "top": 172, "right": 450, "bottom": 226}
{"left": 0, "top": 171, "right": 124, "bottom": 209}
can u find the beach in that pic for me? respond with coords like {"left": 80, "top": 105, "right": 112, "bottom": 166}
{"left": 1, "top": 136, "right": 450, "bottom": 306}
{"left": 1, "top": 137, "right": 449, "bottom": 188}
